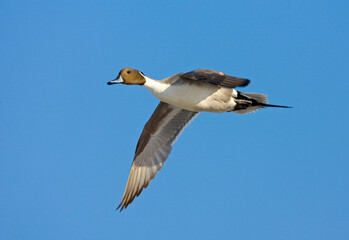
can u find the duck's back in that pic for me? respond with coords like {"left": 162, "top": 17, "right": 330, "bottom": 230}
{"left": 145, "top": 76, "right": 238, "bottom": 113}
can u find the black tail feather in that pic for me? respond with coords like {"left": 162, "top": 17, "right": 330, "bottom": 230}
{"left": 233, "top": 91, "right": 291, "bottom": 114}
{"left": 260, "top": 103, "right": 292, "bottom": 108}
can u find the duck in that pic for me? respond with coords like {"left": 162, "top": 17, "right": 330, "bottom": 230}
{"left": 108, "top": 68, "right": 289, "bottom": 211}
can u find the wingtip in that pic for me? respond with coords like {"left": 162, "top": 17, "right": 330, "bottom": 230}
{"left": 243, "top": 79, "right": 251, "bottom": 86}
{"left": 236, "top": 78, "right": 250, "bottom": 87}
{"left": 116, "top": 202, "right": 123, "bottom": 212}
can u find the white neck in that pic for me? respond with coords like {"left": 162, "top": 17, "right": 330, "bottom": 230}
{"left": 143, "top": 77, "right": 169, "bottom": 98}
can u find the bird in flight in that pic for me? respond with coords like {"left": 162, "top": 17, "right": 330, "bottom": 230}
{"left": 107, "top": 68, "right": 289, "bottom": 211}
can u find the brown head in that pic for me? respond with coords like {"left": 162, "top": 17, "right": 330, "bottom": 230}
{"left": 107, "top": 68, "right": 146, "bottom": 85}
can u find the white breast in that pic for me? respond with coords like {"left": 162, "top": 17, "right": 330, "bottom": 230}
{"left": 144, "top": 78, "right": 237, "bottom": 113}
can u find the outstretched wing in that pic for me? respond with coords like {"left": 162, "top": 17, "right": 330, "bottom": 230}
{"left": 117, "top": 102, "right": 198, "bottom": 211}
{"left": 180, "top": 69, "right": 250, "bottom": 88}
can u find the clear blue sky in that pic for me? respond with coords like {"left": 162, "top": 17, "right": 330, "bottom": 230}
{"left": 1, "top": 1, "right": 348, "bottom": 239}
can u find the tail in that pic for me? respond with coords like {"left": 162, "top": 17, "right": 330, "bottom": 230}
{"left": 233, "top": 92, "right": 291, "bottom": 114}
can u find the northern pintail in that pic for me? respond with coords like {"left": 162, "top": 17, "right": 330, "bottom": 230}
{"left": 108, "top": 68, "right": 289, "bottom": 211}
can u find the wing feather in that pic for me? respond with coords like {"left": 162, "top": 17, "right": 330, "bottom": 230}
{"left": 180, "top": 69, "right": 250, "bottom": 88}
{"left": 117, "top": 102, "right": 198, "bottom": 210}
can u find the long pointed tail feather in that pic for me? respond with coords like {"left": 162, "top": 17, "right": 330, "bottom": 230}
{"left": 233, "top": 92, "right": 291, "bottom": 114}
{"left": 260, "top": 103, "right": 291, "bottom": 108}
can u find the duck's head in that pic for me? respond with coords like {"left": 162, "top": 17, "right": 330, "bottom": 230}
{"left": 107, "top": 68, "right": 146, "bottom": 86}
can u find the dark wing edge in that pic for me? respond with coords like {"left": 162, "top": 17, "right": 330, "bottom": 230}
{"left": 181, "top": 69, "right": 250, "bottom": 88}
{"left": 117, "top": 102, "right": 198, "bottom": 211}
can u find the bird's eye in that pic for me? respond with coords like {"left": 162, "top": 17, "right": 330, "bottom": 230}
{"left": 127, "top": 71, "right": 131, "bottom": 74}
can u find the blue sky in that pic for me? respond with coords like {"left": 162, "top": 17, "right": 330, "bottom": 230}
{"left": 1, "top": 0, "right": 348, "bottom": 239}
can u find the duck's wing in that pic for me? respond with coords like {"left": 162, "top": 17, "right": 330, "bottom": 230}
{"left": 180, "top": 69, "right": 250, "bottom": 88}
{"left": 117, "top": 102, "right": 198, "bottom": 211}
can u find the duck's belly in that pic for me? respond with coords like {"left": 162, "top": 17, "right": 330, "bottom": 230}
{"left": 151, "top": 83, "right": 237, "bottom": 113}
